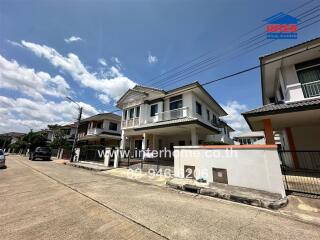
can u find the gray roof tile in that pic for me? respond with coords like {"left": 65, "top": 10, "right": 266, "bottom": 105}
{"left": 243, "top": 98, "right": 320, "bottom": 116}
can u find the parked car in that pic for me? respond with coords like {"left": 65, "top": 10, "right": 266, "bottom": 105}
{"left": 0, "top": 149, "right": 6, "bottom": 168}
{"left": 29, "top": 147, "right": 52, "bottom": 161}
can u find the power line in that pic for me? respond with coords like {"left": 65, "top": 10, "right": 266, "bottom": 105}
{"left": 104, "top": 39, "right": 320, "bottom": 116}
{"left": 138, "top": 0, "right": 317, "bottom": 88}
{"left": 93, "top": 3, "right": 320, "bottom": 114}
{"left": 148, "top": 7, "right": 320, "bottom": 89}
{"left": 122, "top": 8, "right": 320, "bottom": 102}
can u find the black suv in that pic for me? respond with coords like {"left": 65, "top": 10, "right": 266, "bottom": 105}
{"left": 29, "top": 147, "right": 52, "bottom": 161}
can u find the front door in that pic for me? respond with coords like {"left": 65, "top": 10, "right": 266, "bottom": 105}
{"left": 134, "top": 140, "right": 143, "bottom": 158}
{"left": 135, "top": 139, "right": 142, "bottom": 150}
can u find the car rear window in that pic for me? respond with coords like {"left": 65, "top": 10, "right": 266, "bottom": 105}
{"left": 0, "top": 150, "right": 3, "bottom": 155}
{"left": 37, "top": 147, "right": 50, "bottom": 151}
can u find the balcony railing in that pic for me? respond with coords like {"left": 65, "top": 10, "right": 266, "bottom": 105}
{"left": 87, "top": 128, "right": 102, "bottom": 135}
{"left": 122, "top": 107, "right": 190, "bottom": 128}
{"left": 122, "top": 117, "right": 140, "bottom": 128}
{"left": 301, "top": 80, "right": 320, "bottom": 98}
{"left": 156, "top": 107, "right": 189, "bottom": 122}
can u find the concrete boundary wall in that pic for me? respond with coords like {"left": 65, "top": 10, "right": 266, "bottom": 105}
{"left": 174, "top": 145, "right": 286, "bottom": 197}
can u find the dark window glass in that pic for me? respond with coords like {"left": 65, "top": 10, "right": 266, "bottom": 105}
{"left": 297, "top": 66, "right": 320, "bottom": 84}
{"left": 0, "top": 150, "right": 3, "bottom": 155}
{"left": 109, "top": 122, "right": 118, "bottom": 131}
{"left": 150, "top": 104, "right": 158, "bottom": 117}
{"left": 129, "top": 108, "right": 134, "bottom": 119}
{"left": 136, "top": 106, "right": 140, "bottom": 117}
{"left": 123, "top": 110, "right": 127, "bottom": 120}
{"left": 279, "top": 86, "right": 284, "bottom": 100}
{"left": 96, "top": 122, "right": 103, "bottom": 128}
{"left": 212, "top": 114, "right": 217, "bottom": 123}
{"left": 207, "top": 109, "right": 210, "bottom": 121}
{"left": 170, "top": 100, "right": 182, "bottom": 110}
{"left": 196, "top": 102, "right": 202, "bottom": 115}
{"left": 169, "top": 95, "right": 183, "bottom": 110}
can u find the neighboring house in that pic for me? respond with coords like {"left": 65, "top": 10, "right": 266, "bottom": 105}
{"left": 242, "top": 37, "right": 320, "bottom": 169}
{"left": 47, "top": 124, "right": 77, "bottom": 144}
{"left": 0, "top": 132, "right": 25, "bottom": 145}
{"left": 233, "top": 131, "right": 265, "bottom": 145}
{"left": 117, "top": 82, "right": 233, "bottom": 157}
{"left": 77, "top": 113, "right": 121, "bottom": 147}
{"left": 205, "top": 120, "right": 234, "bottom": 144}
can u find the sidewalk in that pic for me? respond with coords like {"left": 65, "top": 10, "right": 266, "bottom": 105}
{"left": 57, "top": 160, "right": 320, "bottom": 226}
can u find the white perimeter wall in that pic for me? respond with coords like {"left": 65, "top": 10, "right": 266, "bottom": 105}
{"left": 174, "top": 146, "right": 286, "bottom": 197}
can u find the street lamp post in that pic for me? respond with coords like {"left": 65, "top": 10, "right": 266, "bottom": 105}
{"left": 66, "top": 97, "right": 83, "bottom": 162}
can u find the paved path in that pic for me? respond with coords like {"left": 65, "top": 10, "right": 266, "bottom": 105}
{"left": 1, "top": 156, "right": 320, "bottom": 240}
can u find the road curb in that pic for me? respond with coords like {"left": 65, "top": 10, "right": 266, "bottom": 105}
{"left": 166, "top": 180, "right": 288, "bottom": 210}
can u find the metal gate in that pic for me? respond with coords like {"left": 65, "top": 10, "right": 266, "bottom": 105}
{"left": 278, "top": 150, "right": 320, "bottom": 196}
{"left": 79, "top": 146, "right": 105, "bottom": 163}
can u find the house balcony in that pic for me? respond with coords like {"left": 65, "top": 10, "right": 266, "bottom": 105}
{"left": 121, "top": 118, "right": 140, "bottom": 128}
{"left": 301, "top": 80, "right": 320, "bottom": 98}
{"left": 121, "top": 107, "right": 190, "bottom": 129}
{"left": 150, "top": 107, "right": 190, "bottom": 123}
{"left": 87, "top": 128, "right": 103, "bottom": 135}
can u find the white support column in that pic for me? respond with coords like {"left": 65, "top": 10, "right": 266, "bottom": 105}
{"left": 104, "top": 148, "right": 111, "bottom": 166}
{"left": 191, "top": 127, "right": 198, "bottom": 146}
{"left": 74, "top": 148, "right": 80, "bottom": 162}
{"left": 59, "top": 149, "right": 64, "bottom": 159}
{"left": 120, "top": 130, "right": 126, "bottom": 149}
{"left": 142, "top": 132, "right": 147, "bottom": 159}
{"left": 114, "top": 147, "right": 120, "bottom": 168}
{"left": 142, "top": 132, "right": 147, "bottom": 150}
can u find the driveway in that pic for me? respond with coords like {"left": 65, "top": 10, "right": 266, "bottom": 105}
{"left": 1, "top": 155, "right": 320, "bottom": 240}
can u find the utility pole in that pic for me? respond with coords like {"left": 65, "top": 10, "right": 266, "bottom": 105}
{"left": 66, "top": 97, "right": 82, "bottom": 162}
{"left": 71, "top": 106, "right": 82, "bottom": 162}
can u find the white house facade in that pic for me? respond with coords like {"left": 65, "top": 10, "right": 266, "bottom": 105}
{"left": 117, "top": 82, "right": 233, "bottom": 159}
{"left": 243, "top": 37, "right": 320, "bottom": 171}
{"left": 78, "top": 113, "right": 121, "bottom": 147}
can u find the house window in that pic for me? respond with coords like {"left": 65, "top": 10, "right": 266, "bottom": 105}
{"left": 279, "top": 86, "right": 284, "bottom": 100}
{"left": 129, "top": 108, "right": 134, "bottom": 119}
{"left": 169, "top": 95, "right": 183, "bottom": 110}
{"left": 109, "top": 122, "right": 118, "bottom": 131}
{"left": 96, "top": 122, "right": 103, "bottom": 128}
{"left": 212, "top": 114, "right": 217, "bottom": 124}
{"left": 196, "top": 102, "right": 202, "bottom": 115}
{"left": 150, "top": 104, "right": 158, "bottom": 117}
{"left": 207, "top": 109, "right": 210, "bottom": 121}
{"left": 296, "top": 58, "right": 320, "bottom": 98}
{"left": 135, "top": 106, "right": 140, "bottom": 117}
{"left": 123, "top": 110, "right": 127, "bottom": 120}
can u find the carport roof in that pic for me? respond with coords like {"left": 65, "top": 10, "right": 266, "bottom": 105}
{"left": 242, "top": 98, "right": 320, "bottom": 117}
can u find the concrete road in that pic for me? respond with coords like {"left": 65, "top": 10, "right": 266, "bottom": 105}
{"left": 1, "top": 156, "right": 319, "bottom": 240}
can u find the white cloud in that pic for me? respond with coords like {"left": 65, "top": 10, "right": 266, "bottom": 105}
{"left": 7, "top": 40, "right": 23, "bottom": 48}
{"left": 64, "top": 36, "right": 83, "bottom": 43}
{"left": 221, "top": 100, "right": 250, "bottom": 137}
{"left": 97, "top": 94, "right": 111, "bottom": 104}
{"left": 21, "top": 40, "right": 136, "bottom": 102}
{"left": 0, "top": 96, "right": 99, "bottom": 133}
{"left": 98, "top": 58, "right": 107, "bottom": 66}
{"left": 0, "top": 54, "right": 70, "bottom": 101}
{"left": 111, "top": 57, "right": 120, "bottom": 65}
{"left": 147, "top": 52, "right": 158, "bottom": 64}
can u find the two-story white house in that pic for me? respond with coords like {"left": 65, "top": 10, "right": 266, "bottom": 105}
{"left": 117, "top": 82, "right": 233, "bottom": 158}
{"left": 243, "top": 37, "right": 320, "bottom": 170}
{"left": 78, "top": 113, "right": 121, "bottom": 147}
{"left": 47, "top": 124, "right": 77, "bottom": 144}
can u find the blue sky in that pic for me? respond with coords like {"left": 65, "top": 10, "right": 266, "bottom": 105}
{"left": 0, "top": 0, "right": 319, "bottom": 133}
